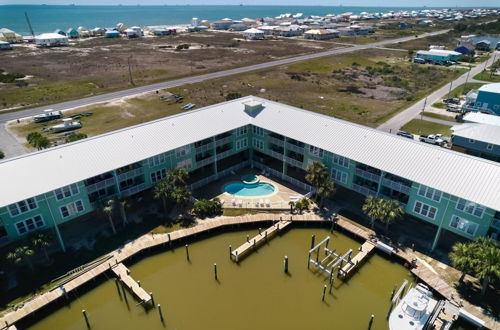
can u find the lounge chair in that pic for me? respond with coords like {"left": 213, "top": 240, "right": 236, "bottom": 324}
{"left": 265, "top": 199, "right": 270, "bottom": 207}
{"left": 238, "top": 200, "right": 243, "bottom": 207}
{"left": 231, "top": 199, "right": 236, "bottom": 206}
{"left": 255, "top": 200, "right": 260, "bottom": 207}
{"left": 259, "top": 199, "right": 265, "bottom": 206}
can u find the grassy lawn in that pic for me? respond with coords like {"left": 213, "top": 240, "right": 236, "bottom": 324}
{"left": 446, "top": 82, "right": 485, "bottom": 98}
{"left": 432, "top": 101, "right": 447, "bottom": 109}
{"left": 401, "top": 119, "right": 453, "bottom": 136}
{"left": 421, "top": 112, "right": 455, "bottom": 121}
{"left": 473, "top": 70, "right": 500, "bottom": 83}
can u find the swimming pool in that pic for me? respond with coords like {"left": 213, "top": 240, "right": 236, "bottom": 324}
{"left": 224, "top": 182, "right": 276, "bottom": 197}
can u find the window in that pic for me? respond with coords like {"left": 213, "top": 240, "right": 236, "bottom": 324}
{"left": 60, "top": 200, "right": 84, "bottom": 218}
{"left": 253, "top": 138, "right": 264, "bottom": 150}
{"left": 487, "top": 143, "right": 493, "bottom": 151}
{"left": 450, "top": 215, "right": 478, "bottom": 236}
{"left": 332, "top": 154, "right": 349, "bottom": 168}
{"left": 148, "top": 154, "right": 166, "bottom": 167}
{"left": 236, "top": 126, "right": 247, "bottom": 137}
{"left": 417, "top": 185, "right": 442, "bottom": 202}
{"left": 456, "top": 199, "right": 484, "bottom": 218}
{"left": 331, "top": 168, "right": 348, "bottom": 184}
{"left": 309, "top": 146, "right": 324, "bottom": 158}
{"left": 54, "top": 184, "right": 79, "bottom": 201}
{"left": 252, "top": 126, "right": 264, "bottom": 136}
{"left": 176, "top": 158, "right": 192, "bottom": 170}
{"left": 413, "top": 201, "right": 437, "bottom": 220}
{"left": 15, "top": 215, "right": 45, "bottom": 235}
{"left": 469, "top": 139, "right": 475, "bottom": 144}
{"left": 175, "top": 145, "right": 191, "bottom": 158}
{"left": 236, "top": 138, "right": 248, "bottom": 150}
{"left": 151, "top": 169, "right": 167, "bottom": 183}
{"left": 8, "top": 198, "right": 38, "bottom": 217}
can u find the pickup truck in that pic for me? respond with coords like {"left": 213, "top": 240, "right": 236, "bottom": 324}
{"left": 419, "top": 134, "right": 444, "bottom": 146}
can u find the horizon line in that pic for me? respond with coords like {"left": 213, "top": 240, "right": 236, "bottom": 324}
{"left": 1, "top": 4, "right": 498, "bottom": 8}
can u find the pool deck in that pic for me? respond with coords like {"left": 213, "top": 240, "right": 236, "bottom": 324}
{"left": 0, "top": 213, "right": 497, "bottom": 329}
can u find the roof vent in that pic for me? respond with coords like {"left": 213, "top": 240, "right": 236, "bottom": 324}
{"left": 243, "top": 100, "right": 264, "bottom": 117}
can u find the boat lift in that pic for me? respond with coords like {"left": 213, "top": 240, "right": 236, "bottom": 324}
{"left": 307, "top": 236, "right": 353, "bottom": 277}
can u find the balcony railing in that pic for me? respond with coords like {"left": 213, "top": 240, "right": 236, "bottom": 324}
{"left": 215, "top": 136, "right": 233, "bottom": 146}
{"left": 268, "top": 136, "right": 284, "bottom": 146}
{"left": 355, "top": 168, "right": 381, "bottom": 182}
{"left": 492, "top": 218, "right": 500, "bottom": 230}
{"left": 189, "top": 161, "right": 250, "bottom": 190}
{"left": 216, "top": 149, "right": 233, "bottom": 160}
{"left": 284, "top": 156, "right": 303, "bottom": 168}
{"left": 117, "top": 167, "right": 144, "bottom": 182}
{"left": 120, "top": 183, "right": 146, "bottom": 197}
{"left": 195, "top": 142, "right": 214, "bottom": 153}
{"left": 269, "top": 150, "right": 284, "bottom": 160}
{"left": 252, "top": 161, "right": 313, "bottom": 192}
{"left": 286, "top": 142, "right": 305, "bottom": 153}
{"left": 379, "top": 193, "right": 408, "bottom": 207}
{"left": 196, "top": 156, "right": 215, "bottom": 167}
{"left": 381, "top": 178, "right": 411, "bottom": 194}
{"left": 353, "top": 183, "right": 377, "bottom": 196}
{"left": 85, "top": 178, "right": 116, "bottom": 194}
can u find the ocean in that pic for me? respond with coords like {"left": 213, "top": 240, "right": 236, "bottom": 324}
{"left": 0, "top": 4, "right": 459, "bottom": 35}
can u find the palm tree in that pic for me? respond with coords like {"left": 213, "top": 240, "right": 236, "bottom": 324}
{"left": 31, "top": 232, "right": 52, "bottom": 263}
{"left": 362, "top": 195, "right": 381, "bottom": 229}
{"left": 379, "top": 199, "right": 404, "bottom": 233}
{"left": 475, "top": 239, "right": 500, "bottom": 297}
{"left": 449, "top": 242, "right": 476, "bottom": 283}
{"left": 171, "top": 186, "right": 191, "bottom": 214}
{"left": 288, "top": 201, "right": 295, "bottom": 214}
{"left": 7, "top": 246, "right": 35, "bottom": 271}
{"left": 167, "top": 168, "right": 189, "bottom": 187}
{"left": 305, "top": 161, "right": 334, "bottom": 207}
{"left": 118, "top": 198, "right": 129, "bottom": 226}
{"left": 154, "top": 180, "right": 170, "bottom": 215}
{"left": 103, "top": 199, "right": 117, "bottom": 234}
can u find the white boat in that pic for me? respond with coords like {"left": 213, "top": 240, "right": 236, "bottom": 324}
{"left": 389, "top": 283, "right": 438, "bottom": 330}
{"left": 33, "top": 109, "right": 62, "bottom": 123}
{"left": 50, "top": 118, "right": 82, "bottom": 133}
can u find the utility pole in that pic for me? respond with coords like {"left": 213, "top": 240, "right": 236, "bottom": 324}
{"left": 464, "top": 64, "right": 472, "bottom": 91}
{"left": 25, "top": 12, "right": 35, "bottom": 37}
{"left": 127, "top": 56, "right": 135, "bottom": 86}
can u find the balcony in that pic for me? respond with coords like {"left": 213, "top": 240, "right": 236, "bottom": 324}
{"left": 353, "top": 183, "right": 377, "bottom": 196}
{"left": 121, "top": 183, "right": 146, "bottom": 197}
{"left": 215, "top": 136, "right": 233, "bottom": 146}
{"left": 196, "top": 156, "right": 215, "bottom": 167}
{"left": 379, "top": 192, "right": 407, "bottom": 207}
{"left": 216, "top": 149, "right": 233, "bottom": 160}
{"left": 195, "top": 142, "right": 214, "bottom": 153}
{"left": 284, "top": 156, "right": 303, "bottom": 168}
{"left": 117, "top": 167, "right": 144, "bottom": 182}
{"left": 381, "top": 178, "right": 411, "bottom": 194}
{"left": 268, "top": 136, "right": 284, "bottom": 146}
{"left": 286, "top": 142, "right": 305, "bottom": 153}
{"left": 268, "top": 150, "right": 284, "bottom": 160}
{"left": 85, "top": 178, "right": 116, "bottom": 194}
{"left": 492, "top": 218, "right": 500, "bottom": 230}
{"left": 355, "top": 168, "right": 381, "bottom": 182}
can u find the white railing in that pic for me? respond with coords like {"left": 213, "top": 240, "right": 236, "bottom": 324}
{"left": 195, "top": 142, "right": 214, "bottom": 153}
{"left": 284, "top": 156, "right": 303, "bottom": 168}
{"left": 352, "top": 183, "right": 377, "bottom": 196}
{"left": 85, "top": 178, "right": 115, "bottom": 194}
{"left": 196, "top": 155, "right": 215, "bottom": 167}
{"left": 223, "top": 200, "right": 291, "bottom": 210}
{"left": 381, "top": 178, "right": 411, "bottom": 194}
{"left": 189, "top": 161, "right": 250, "bottom": 190}
{"left": 120, "top": 183, "right": 146, "bottom": 197}
{"left": 286, "top": 142, "right": 305, "bottom": 153}
{"left": 268, "top": 136, "right": 285, "bottom": 146}
{"left": 355, "top": 168, "right": 381, "bottom": 182}
{"left": 269, "top": 150, "right": 284, "bottom": 160}
{"left": 379, "top": 193, "right": 407, "bottom": 207}
{"left": 117, "top": 167, "right": 144, "bottom": 182}
{"left": 216, "top": 149, "right": 233, "bottom": 160}
{"left": 215, "top": 136, "right": 233, "bottom": 146}
{"left": 252, "top": 161, "right": 313, "bottom": 192}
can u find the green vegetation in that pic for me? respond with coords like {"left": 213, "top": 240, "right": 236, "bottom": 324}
{"left": 225, "top": 92, "right": 242, "bottom": 101}
{"left": 102, "top": 199, "right": 117, "bottom": 234}
{"left": 26, "top": 132, "right": 50, "bottom": 150}
{"left": 400, "top": 119, "right": 452, "bottom": 136}
{"left": 154, "top": 168, "right": 191, "bottom": 215}
{"left": 65, "top": 133, "right": 88, "bottom": 143}
{"left": 421, "top": 112, "right": 455, "bottom": 122}
{"left": 175, "top": 43, "right": 190, "bottom": 50}
{"left": 362, "top": 196, "right": 404, "bottom": 232}
{"left": 0, "top": 150, "right": 4, "bottom": 159}
{"left": 449, "top": 238, "right": 500, "bottom": 296}
{"left": 474, "top": 59, "right": 500, "bottom": 82}
{"left": 446, "top": 82, "right": 484, "bottom": 99}
{"left": 0, "top": 69, "right": 25, "bottom": 84}
{"left": 192, "top": 198, "right": 223, "bottom": 218}
{"left": 305, "top": 161, "right": 335, "bottom": 207}
{"left": 453, "top": 18, "right": 500, "bottom": 35}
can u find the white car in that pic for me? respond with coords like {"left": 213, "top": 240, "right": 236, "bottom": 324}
{"left": 181, "top": 103, "right": 196, "bottom": 110}
{"left": 419, "top": 134, "right": 444, "bottom": 146}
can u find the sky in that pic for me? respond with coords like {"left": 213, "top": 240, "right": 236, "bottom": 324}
{"left": 1, "top": 0, "right": 499, "bottom": 6}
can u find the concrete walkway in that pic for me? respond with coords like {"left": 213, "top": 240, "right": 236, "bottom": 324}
{"left": 0, "top": 124, "right": 28, "bottom": 159}
{"left": 377, "top": 51, "right": 499, "bottom": 133}
{"left": 421, "top": 115, "right": 456, "bottom": 126}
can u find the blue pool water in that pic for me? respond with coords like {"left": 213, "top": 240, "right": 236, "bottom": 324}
{"left": 224, "top": 182, "right": 276, "bottom": 197}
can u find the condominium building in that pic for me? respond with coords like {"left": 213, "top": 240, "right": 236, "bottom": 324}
{"left": 1, "top": 97, "right": 499, "bottom": 251}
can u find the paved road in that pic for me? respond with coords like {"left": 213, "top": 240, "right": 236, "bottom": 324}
{"left": 0, "top": 29, "right": 448, "bottom": 125}
{"left": 377, "top": 51, "right": 498, "bottom": 133}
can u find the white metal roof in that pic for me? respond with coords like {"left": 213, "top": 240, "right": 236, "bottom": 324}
{"left": 1, "top": 96, "right": 500, "bottom": 211}
{"left": 452, "top": 123, "right": 500, "bottom": 145}
{"left": 35, "top": 33, "right": 68, "bottom": 40}
{"left": 463, "top": 112, "right": 500, "bottom": 126}
{"left": 425, "top": 49, "right": 461, "bottom": 56}
{"left": 478, "top": 82, "right": 500, "bottom": 94}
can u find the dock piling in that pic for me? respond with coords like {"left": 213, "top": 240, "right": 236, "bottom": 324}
{"left": 185, "top": 244, "right": 190, "bottom": 261}
{"left": 168, "top": 233, "right": 171, "bottom": 246}
{"left": 307, "top": 252, "right": 311, "bottom": 269}
{"left": 322, "top": 284, "right": 327, "bottom": 301}
{"left": 284, "top": 256, "right": 289, "bottom": 273}
{"left": 82, "top": 309, "right": 91, "bottom": 329}
{"left": 120, "top": 280, "right": 128, "bottom": 304}
{"left": 246, "top": 235, "right": 249, "bottom": 243}
{"left": 368, "top": 314, "right": 374, "bottom": 329}
{"left": 158, "top": 304, "right": 164, "bottom": 322}
{"left": 265, "top": 231, "right": 268, "bottom": 241}
{"left": 115, "top": 278, "right": 122, "bottom": 298}
{"left": 259, "top": 228, "right": 262, "bottom": 235}
{"left": 311, "top": 234, "right": 316, "bottom": 249}
{"left": 150, "top": 292, "right": 155, "bottom": 306}
{"left": 390, "top": 285, "right": 396, "bottom": 300}
{"left": 253, "top": 239, "right": 256, "bottom": 249}
{"left": 229, "top": 245, "right": 232, "bottom": 259}
{"left": 137, "top": 280, "right": 141, "bottom": 287}
{"left": 214, "top": 263, "right": 218, "bottom": 281}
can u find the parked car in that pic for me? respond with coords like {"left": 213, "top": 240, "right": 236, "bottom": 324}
{"left": 419, "top": 134, "right": 444, "bottom": 146}
{"left": 181, "top": 103, "right": 196, "bottom": 110}
{"left": 396, "top": 130, "right": 414, "bottom": 139}
{"left": 413, "top": 58, "right": 426, "bottom": 64}
{"left": 443, "top": 98, "right": 460, "bottom": 104}
{"left": 446, "top": 104, "right": 462, "bottom": 113}
{"left": 434, "top": 134, "right": 450, "bottom": 144}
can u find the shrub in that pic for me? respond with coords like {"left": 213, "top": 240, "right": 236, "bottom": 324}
{"left": 192, "top": 198, "right": 222, "bottom": 218}
{"left": 226, "top": 92, "right": 242, "bottom": 101}
{"left": 65, "top": 133, "right": 88, "bottom": 143}
{"left": 0, "top": 150, "right": 4, "bottom": 159}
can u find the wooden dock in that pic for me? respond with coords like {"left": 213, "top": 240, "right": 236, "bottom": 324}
{"left": 339, "top": 240, "right": 375, "bottom": 278}
{"left": 231, "top": 220, "right": 291, "bottom": 262}
{"left": 111, "top": 263, "right": 152, "bottom": 305}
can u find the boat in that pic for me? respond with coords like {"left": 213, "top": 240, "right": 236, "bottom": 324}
{"left": 33, "top": 109, "right": 62, "bottom": 123}
{"left": 389, "top": 283, "right": 438, "bottom": 330}
{"left": 49, "top": 118, "right": 82, "bottom": 133}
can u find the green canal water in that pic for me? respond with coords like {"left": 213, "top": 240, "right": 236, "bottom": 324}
{"left": 28, "top": 228, "right": 415, "bottom": 330}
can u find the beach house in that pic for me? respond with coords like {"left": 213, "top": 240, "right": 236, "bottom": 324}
{"left": 463, "top": 83, "right": 500, "bottom": 115}
{"left": 242, "top": 28, "right": 265, "bottom": 40}
{"left": 35, "top": 33, "right": 69, "bottom": 47}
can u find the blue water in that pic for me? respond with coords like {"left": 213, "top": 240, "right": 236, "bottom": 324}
{"left": 224, "top": 181, "right": 276, "bottom": 197}
{"left": 1, "top": 5, "right": 459, "bottom": 36}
